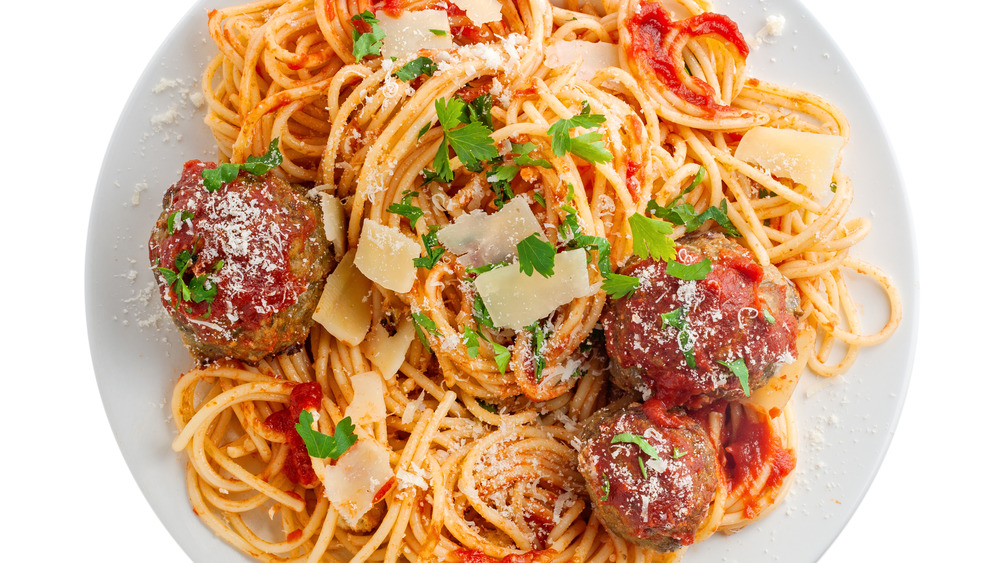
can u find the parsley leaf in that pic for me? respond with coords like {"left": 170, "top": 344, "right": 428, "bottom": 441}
{"left": 516, "top": 232, "right": 557, "bottom": 278}
{"left": 600, "top": 474, "right": 610, "bottom": 501}
{"left": 201, "top": 138, "right": 283, "bottom": 192}
{"left": 672, "top": 446, "right": 687, "bottom": 459}
{"left": 611, "top": 432, "right": 661, "bottom": 478}
{"left": 166, "top": 210, "right": 193, "bottom": 235}
{"left": 547, "top": 101, "right": 611, "bottom": 163}
{"left": 490, "top": 339, "right": 511, "bottom": 374}
{"left": 527, "top": 321, "right": 547, "bottom": 380}
{"left": 718, "top": 358, "right": 751, "bottom": 396}
{"left": 762, "top": 309, "right": 776, "bottom": 324}
{"left": 665, "top": 257, "right": 712, "bottom": 281}
{"left": 511, "top": 142, "right": 553, "bottom": 168}
{"left": 429, "top": 28, "right": 447, "bottom": 36}
{"left": 413, "top": 225, "right": 446, "bottom": 269}
{"left": 424, "top": 96, "right": 498, "bottom": 183}
{"left": 387, "top": 190, "right": 423, "bottom": 227}
{"left": 602, "top": 272, "right": 640, "bottom": 299}
{"left": 472, "top": 293, "right": 495, "bottom": 329}
{"left": 295, "top": 410, "right": 358, "bottom": 459}
{"left": 661, "top": 307, "right": 696, "bottom": 368}
{"left": 393, "top": 56, "right": 437, "bottom": 81}
{"left": 476, "top": 398, "right": 498, "bottom": 414}
{"left": 412, "top": 312, "right": 440, "bottom": 351}
{"left": 350, "top": 11, "right": 385, "bottom": 60}
{"left": 628, "top": 213, "right": 677, "bottom": 261}
{"left": 461, "top": 325, "right": 481, "bottom": 358}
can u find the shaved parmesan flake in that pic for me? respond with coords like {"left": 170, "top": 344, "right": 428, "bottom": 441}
{"left": 378, "top": 10, "right": 453, "bottom": 60}
{"left": 313, "top": 249, "right": 372, "bottom": 346}
{"left": 344, "top": 371, "right": 387, "bottom": 425}
{"left": 323, "top": 438, "right": 394, "bottom": 529}
{"left": 361, "top": 320, "right": 416, "bottom": 379}
{"left": 544, "top": 40, "right": 620, "bottom": 82}
{"left": 318, "top": 190, "right": 347, "bottom": 260}
{"left": 734, "top": 127, "right": 846, "bottom": 202}
{"left": 451, "top": 0, "right": 502, "bottom": 26}
{"left": 355, "top": 221, "right": 422, "bottom": 293}
{"left": 474, "top": 248, "right": 590, "bottom": 329}
{"left": 437, "top": 196, "right": 543, "bottom": 268}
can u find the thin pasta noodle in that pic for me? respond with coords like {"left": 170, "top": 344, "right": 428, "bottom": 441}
{"left": 159, "top": 0, "right": 904, "bottom": 561}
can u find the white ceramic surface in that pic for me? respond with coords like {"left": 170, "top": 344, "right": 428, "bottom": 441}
{"left": 85, "top": 1, "right": 918, "bottom": 561}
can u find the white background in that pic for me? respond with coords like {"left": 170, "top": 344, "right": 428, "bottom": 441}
{"left": 2, "top": 0, "right": 994, "bottom": 561}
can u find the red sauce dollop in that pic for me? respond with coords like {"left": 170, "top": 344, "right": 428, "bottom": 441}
{"left": 625, "top": 2, "right": 749, "bottom": 117}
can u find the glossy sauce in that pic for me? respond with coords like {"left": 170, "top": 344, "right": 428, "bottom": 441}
{"left": 625, "top": 1, "right": 748, "bottom": 117}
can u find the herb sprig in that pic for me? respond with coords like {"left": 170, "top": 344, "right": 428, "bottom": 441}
{"left": 295, "top": 411, "right": 358, "bottom": 459}
{"left": 200, "top": 138, "right": 283, "bottom": 192}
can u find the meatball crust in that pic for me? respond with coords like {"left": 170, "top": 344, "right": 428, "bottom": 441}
{"left": 149, "top": 160, "right": 333, "bottom": 362}
{"left": 602, "top": 231, "right": 799, "bottom": 408}
{"left": 577, "top": 400, "right": 718, "bottom": 552}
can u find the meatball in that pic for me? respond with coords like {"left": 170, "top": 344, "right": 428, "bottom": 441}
{"left": 602, "top": 231, "right": 799, "bottom": 408}
{"left": 149, "top": 160, "right": 333, "bottom": 362}
{"left": 577, "top": 400, "right": 718, "bottom": 552}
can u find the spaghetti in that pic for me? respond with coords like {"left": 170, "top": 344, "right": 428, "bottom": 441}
{"left": 163, "top": 0, "right": 902, "bottom": 561}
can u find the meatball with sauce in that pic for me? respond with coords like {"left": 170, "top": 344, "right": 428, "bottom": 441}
{"left": 577, "top": 400, "right": 718, "bottom": 552}
{"left": 149, "top": 160, "right": 333, "bottom": 363}
{"left": 602, "top": 231, "right": 799, "bottom": 408}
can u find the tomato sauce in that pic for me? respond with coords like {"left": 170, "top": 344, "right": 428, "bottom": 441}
{"left": 625, "top": 2, "right": 748, "bottom": 117}
{"left": 264, "top": 382, "right": 323, "bottom": 486}
{"left": 454, "top": 549, "right": 556, "bottom": 563}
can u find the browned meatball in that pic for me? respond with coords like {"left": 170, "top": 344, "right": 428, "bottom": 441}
{"left": 577, "top": 400, "right": 718, "bottom": 552}
{"left": 602, "top": 231, "right": 799, "bottom": 408}
{"left": 149, "top": 160, "right": 332, "bottom": 362}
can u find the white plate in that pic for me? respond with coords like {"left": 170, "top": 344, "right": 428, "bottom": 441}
{"left": 85, "top": 0, "right": 918, "bottom": 561}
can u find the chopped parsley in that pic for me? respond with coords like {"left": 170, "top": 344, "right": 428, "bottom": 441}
{"left": 476, "top": 398, "right": 498, "bottom": 414}
{"left": 717, "top": 358, "right": 751, "bottom": 396}
{"left": 646, "top": 167, "right": 738, "bottom": 237}
{"left": 661, "top": 308, "right": 696, "bottom": 369}
{"left": 762, "top": 309, "right": 776, "bottom": 324}
{"left": 350, "top": 11, "right": 385, "bottom": 60}
{"left": 628, "top": 213, "right": 677, "bottom": 262}
{"left": 157, "top": 249, "right": 218, "bottom": 310}
{"left": 461, "top": 325, "right": 480, "bottom": 358}
{"left": 611, "top": 432, "right": 661, "bottom": 479}
{"left": 387, "top": 189, "right": 423, "bottom": 227}
{"left": 412, "top": 312, "right": 441, "bottom": 351}
{"left": 516, "top": 232, "right": 556, "bottom": 278}
{"left": 600, "top": 474, "right": 610, "bottom": 501}
{"left": 601, "top": 272, "right": 640, "bottom": 300}
{"left": 527, "top": 321, "right": 547, "bottom": 380}
{"left": 429, "top": 28, "right": 447, "bottom": 36}
{"left": 547, "top": 101, "right": 612, "bottom": 163}
{"left": 413, "top": 225, "right": 445, "bottom": 269}
{"left": 424, "top": 95, "right": 498, "bottom": 183}
{"left": 201, "top": 138, "right": 283, "bottom": 192}
{"left": 166, "top": 210, "right": 193, "bottom": 235}
{"left": 295, "top": 411, "right": 358, "bottom": 459}
{"left": 672, "top": 446, "right": 687, "bottom": 459}
{"left": 393, "top": 56, "right": 437, "bottom": 81}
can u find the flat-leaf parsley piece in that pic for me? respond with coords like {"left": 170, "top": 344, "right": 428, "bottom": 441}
{"left": 547, "top": 101, "right": 612, "bottom": 163}
{"left": 413, "top": 225, "right": 446, "bottom": 269}
{"left": 201, "top": 138, "right": 283, "bottom": 192}
{"left": 412, "top": 312, "right": 441, "bottom": 351}
{"left": 295, "top": 410, "right": 358, "bottom": 459}
{"left": 393, "top": 56, "right": 437, "bottom": 81}
{"left": 425, "top": 96, "right": 499, "bottom": 183}
{"left": 387, "top": 189, "right": 423, "bottom": 226}
{"left": 628, "top": 213, "right": 677, "bottom": 262}
{"left": 611, "top": 432, "right": 661, "bottom": 479}
{"left": 717, "top": 358, "right": 751, "bottom": 396}
{"left": 350, "top": 11, "right": 385, "bottom": 60}
{"left": 516, "top": 232, "right": 557, "bottom": 278}
{"left": 602, "top": 272, "right": 640, "bottom": 300}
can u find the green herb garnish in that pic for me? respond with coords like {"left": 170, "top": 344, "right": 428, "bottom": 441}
{"left": 413, "top": 225, "right": 446, "bottom": 269}
{"left": 166, "top": 210, "right": 193, "bottom": 235}
{"left": 295, "top": 411, "right": 358, "bottom": 459}
{"left": 602, "top": 272, "right": 640, "bottom": 300}
{"left": 201, "top": 138, "right": 283, "bottom": 192}
{"left": 412, "top": 312, "right": 440, "bottom": 351}
{"left": 547, "top": 101, "right": 612, "bottom": 163}
{"left": 717, "top": 358, "right": 751, "bottom": 396}
{"left": 387, "top": 189, "right": 423, "bottom": 227}
{"left": 350, "top": 11, "right": 385, "bottom": 60}
{"left": 424, "top": 95, "right": 498, "bottom": 183}
{"left": 393, "top": 56, "right": 437, "bottom": 81}
{"left": 516, "top": 232, "right": 556, "bottom": 278}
